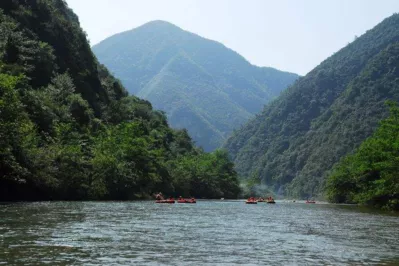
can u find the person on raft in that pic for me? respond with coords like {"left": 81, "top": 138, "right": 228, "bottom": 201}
{"left": 155, "top": 192, "right": 164, "bottom": 200}
{"left": 169, "top": 196, "right": 174, "bottom": 200}
{"left": 179, "top": 196, "right": 183, "bottom": 200}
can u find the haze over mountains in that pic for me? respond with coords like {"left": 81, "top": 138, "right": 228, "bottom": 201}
{"left": 224, "top": 13, "right": 399, "bottom": 199}
{"left": 93, "top": 21, "right": 299, "bottom": 151}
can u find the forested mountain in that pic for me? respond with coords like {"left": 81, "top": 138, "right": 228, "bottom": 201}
{"left": 225, "top": 14, "right": 399, "bottom": 199}
{"left": 0, "top": 0, "right": 240, "bottom": 200}
{"left": 92, "top": 21, "right": 298, "bottom": 151}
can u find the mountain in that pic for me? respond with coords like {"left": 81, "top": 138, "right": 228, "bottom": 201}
{"left": 92, "top": 21, "right": 299, "bottom": 151}
{"left": 224, "top": 14, "right": 399, "bottom": 198}
{"left": 0, "top": 0, "right": 240, "bottom": 200}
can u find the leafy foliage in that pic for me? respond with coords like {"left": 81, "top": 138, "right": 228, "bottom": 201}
{"left": 326, "top": 102, "right": 399, "bottom": 210}
{"left": 93, "top": 21, "right": 299, "bottom": 151}
{"left": 0, "top": 0, "right": 240, "bottom": 200}
{"left": 167, "top": 150, "right": 240, "bottom": 199}
{"left": 225, "top": 14, "right": 399, "bottom": 199}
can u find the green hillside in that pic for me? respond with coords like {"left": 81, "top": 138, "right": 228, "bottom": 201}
{"left": 225, "top": 14, "right": 399, "bottom": 199}
{"left": 93, "top": 21, "right": 298, "bottom": 151}
{"left": 326, "top": 101, "right": 399, "bottom": 210}
{"left": 0, "top": 0, "right": 240, "bottom": 200}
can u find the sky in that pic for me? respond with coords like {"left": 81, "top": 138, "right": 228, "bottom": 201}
{"left": 66, "top": 0, "right": 399, "bottom": 75}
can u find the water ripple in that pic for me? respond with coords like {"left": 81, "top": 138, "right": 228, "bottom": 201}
{"left": 0, "top": 201, "right": 398, "bottom": 265}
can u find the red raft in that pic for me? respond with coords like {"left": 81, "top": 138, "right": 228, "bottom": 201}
{"left": 177, "top": 199, "right": 196, "bottom": 204}
{"left": 155, "top": 199, "right": 175, "bottom": 204}
{"left": 258, "top": 198, "right": 275, "bottom": 203}
{"left": 245, "top": 200, "right": 257, "bottom": 204}
{"left": 306, "top": 200, "right": 316, "bottom": 204}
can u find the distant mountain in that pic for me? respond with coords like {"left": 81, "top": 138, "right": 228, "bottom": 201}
{"left": 93, "top": 21, "right": 299, "bottom": 151}
{"left": 224, "top": 14, "right": 399, "bottom": 198}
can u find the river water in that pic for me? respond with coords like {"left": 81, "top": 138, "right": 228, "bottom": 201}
{"left": 0, "top": 201, "right": 398, "bottom": 265}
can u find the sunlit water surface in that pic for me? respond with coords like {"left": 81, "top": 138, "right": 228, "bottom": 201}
{"left": 0, "top": 201, "right": 398, "bottom": 265}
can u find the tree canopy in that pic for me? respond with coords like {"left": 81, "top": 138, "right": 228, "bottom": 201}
{"left": 326, "top": 102, "right": 399, "bottom": 210}
{"left": 0, "top": 0, "right": 240, "bottom": 200}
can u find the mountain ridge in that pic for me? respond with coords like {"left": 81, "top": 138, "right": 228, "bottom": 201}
{"left": 93, "top": 20, "right": 299, "bottom": 151}
{"left": 224, "top": 13, "right": 399, "bottom": 198}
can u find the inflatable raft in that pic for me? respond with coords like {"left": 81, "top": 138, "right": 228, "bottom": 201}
{"left": 155, "top": 200, "right": 175, "bottom": 204}
{"left": 177, "top": 199, "right": 196, "bottom": 204}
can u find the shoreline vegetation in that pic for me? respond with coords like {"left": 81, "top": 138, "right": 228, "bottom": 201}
{"left": 326, "top": 102, "right": 399, "bottom": 211}
{"left": 0, "top": 1, "right": 240, "bottom": 201}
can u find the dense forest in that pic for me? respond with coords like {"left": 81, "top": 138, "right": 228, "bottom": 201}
{"left": 0, "top": 0, "right": 240, "bottom": 200}
{"left": 93, "top": 21, "right": 298, "bottom": 151}
{"left": 225, "top": 14, "right": 399, "bottom": 202}
{"left": 326, "top": 102, "right": 399, "bottom": 210}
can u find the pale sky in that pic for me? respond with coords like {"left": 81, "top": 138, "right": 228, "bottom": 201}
{"left": 66, "top": 0, "right": 399, "bottom": 75}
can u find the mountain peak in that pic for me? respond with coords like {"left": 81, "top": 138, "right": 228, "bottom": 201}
{"left": 93, "top": 21, "right": 299, "bottom": 151}
{"left": 135, "top": 20, "right": 182, "bottom": 32}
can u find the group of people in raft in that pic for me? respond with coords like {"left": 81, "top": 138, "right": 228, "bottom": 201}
{"left": 247, "top": 196, "right": 275, "bottom": 203}
{"left": 155, "top": 192, "right": 196, "bottom": 203}
{"left": 155, "top": 192, "right": 275, "bottom": 203}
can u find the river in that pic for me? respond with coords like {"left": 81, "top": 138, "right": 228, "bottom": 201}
{"left": 0, "top": 201, "right": 398, "bottom": 265}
